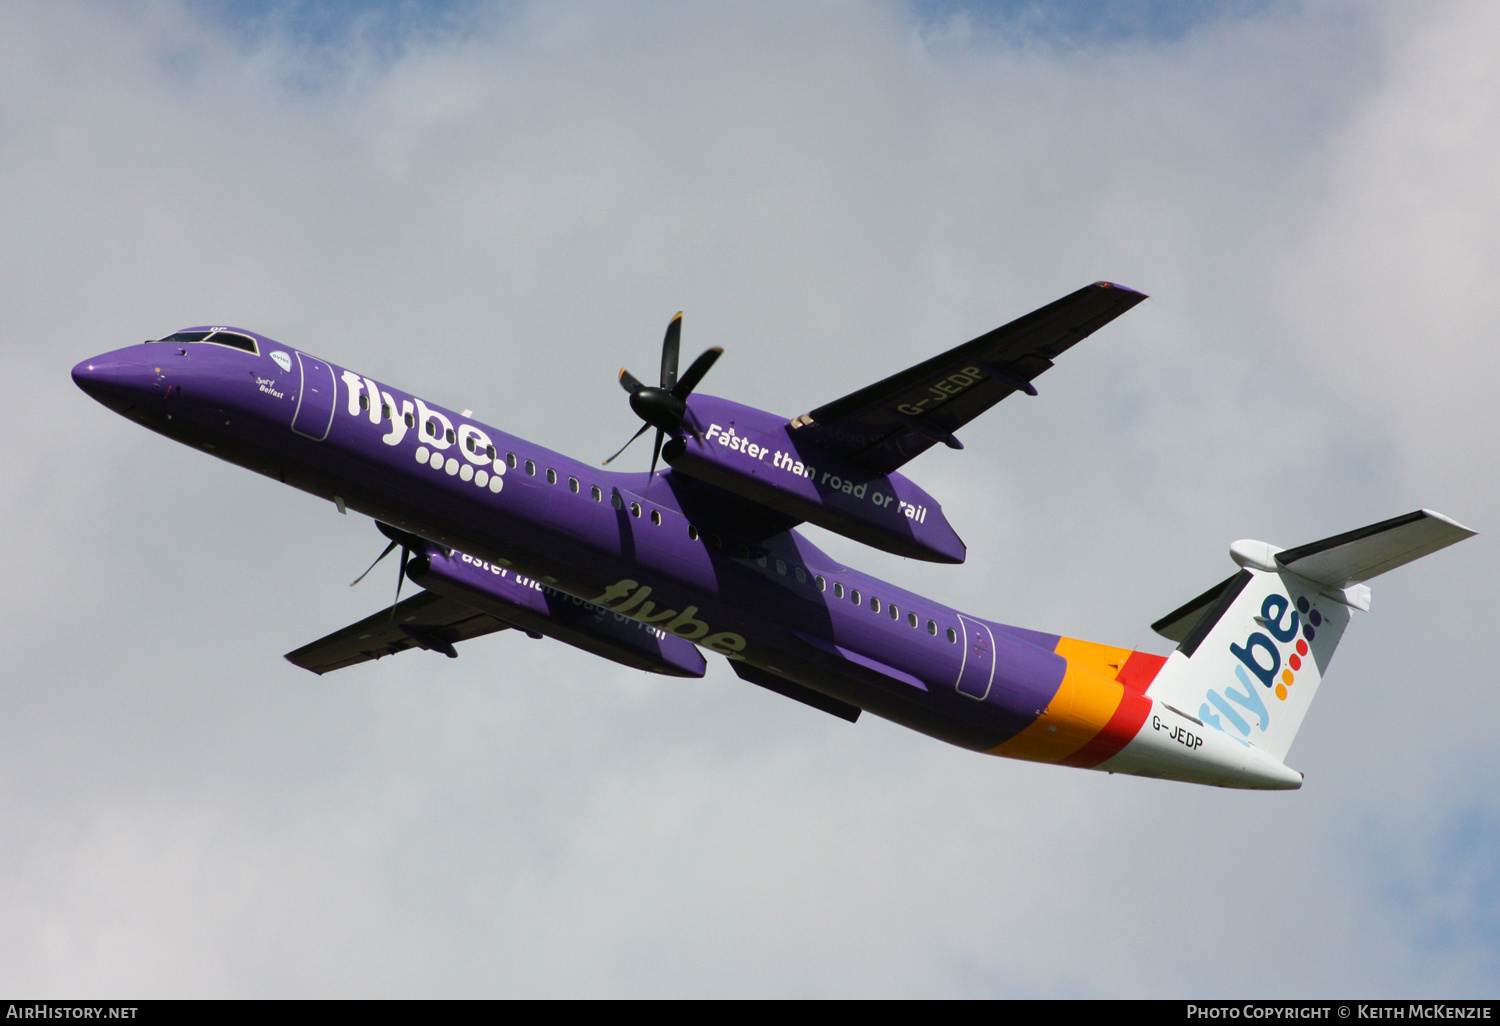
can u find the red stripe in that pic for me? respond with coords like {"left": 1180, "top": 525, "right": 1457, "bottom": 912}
{"left": 1059, "top": 690, "right": 1153, "bottom": 769}
{"left": 1115, "top": 650, "right": 1167, "bottom": 694}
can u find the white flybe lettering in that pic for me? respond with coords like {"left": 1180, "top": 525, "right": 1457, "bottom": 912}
{"left": 415, "top": 399, "right": 452, "bottom": 449}
{"left": 341, "top": 370, "right": 365, "bottom": 416}
{"left": 703, "top": 423, "right": 772, "bottom": 461}
{"left": 340, "top": 372, "right": 507, "bottom": 491}
{"left": 339, "top": 371, "right": 415, "bottom": 447}
{"left": 363, "top": 377, "right": 383, "bottom": 424}
{"left": 457, "top": 424, "right": 493, "bottom": 466}
{"left": 382, "top": 393, "right": 413, "bottom": 446}
{"left": 703, "top": 422, "right": 928, "bottom": 518}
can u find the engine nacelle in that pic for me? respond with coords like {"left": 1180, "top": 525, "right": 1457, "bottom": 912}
{"left": 407, "top": 550, "right": 707, "bottom": 677}
{"left": 665, "top": 395, "right": 967, "bottom": 563}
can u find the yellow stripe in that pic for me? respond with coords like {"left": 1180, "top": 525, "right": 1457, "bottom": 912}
{"left": 1054, "top": 636, "right": 1133, "bottom": 682}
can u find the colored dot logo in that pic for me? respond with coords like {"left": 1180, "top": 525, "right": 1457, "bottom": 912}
{"left": 1277, "top": 596, "right": 1324, "bottom": 700}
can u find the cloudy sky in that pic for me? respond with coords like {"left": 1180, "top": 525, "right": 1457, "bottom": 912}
{"left": 2, "top": 0, "right": 1496, "bottom": 997}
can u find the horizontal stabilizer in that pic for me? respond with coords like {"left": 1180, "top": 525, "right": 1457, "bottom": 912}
{"left": 1272, "top": 509, "right": 1475, "bottom": 588}
{"left": 286, "top": 591, "right": 509, "bottom": 674}
{"left": 1145, "top": 509, "right": 1475, "bottom": 760}
{"left": 1154, "top": 510, "right": 1476, "bottom": 640}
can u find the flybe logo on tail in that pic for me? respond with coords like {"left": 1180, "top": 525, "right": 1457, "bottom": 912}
{"left": 1200, "top": 592, "right": 1325, "bottom": 739}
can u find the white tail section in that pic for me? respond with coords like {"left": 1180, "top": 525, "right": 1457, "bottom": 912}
{"left": 1146, "top": 510, "right": 1474, "bottom": 761}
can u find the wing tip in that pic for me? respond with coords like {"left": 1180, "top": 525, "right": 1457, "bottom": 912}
{"left": 1094, "top": 280, "right": 1149, "bottom": 300}
{"left": 1419, "top": 508, "right": 1478, "bottom": 538}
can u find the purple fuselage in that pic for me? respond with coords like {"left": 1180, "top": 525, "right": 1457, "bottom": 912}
{"left": 74, "top": 330, "right": 1070, "bottom": 751}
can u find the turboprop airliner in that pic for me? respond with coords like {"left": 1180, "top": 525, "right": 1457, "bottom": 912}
{"left": 72, "top": 282, "right": 1474, "bottom": 789}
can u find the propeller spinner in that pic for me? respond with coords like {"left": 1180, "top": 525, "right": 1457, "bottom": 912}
{"left": 604, "top": 313, "right": 722, "bottom": 479}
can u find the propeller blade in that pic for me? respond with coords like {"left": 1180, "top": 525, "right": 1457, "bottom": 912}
{"left": 389, "top": 546, "right": 409, "bottom": 620}
{"left": 647, "top": 427, "right": 664, "bottom": 485}
{"left": 660, "top": 313, "right": 682, "bottom": 391}
{"left": 672, "top": 346, "right": 722, "bottom": 399}
{"left": 350, "top": 540, "right": 398, "bottom": 587}
{"left": 682, "top": 404, "right": 705, "bottom": 444}
{"left": 603, "top": 421, "right": 652, "bottom": 465}
{"left": 619, "top": 367, "right": 646, "bottom": 394}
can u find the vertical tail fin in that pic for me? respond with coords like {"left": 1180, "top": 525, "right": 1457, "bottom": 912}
{"left": 1144, "top": 510, "right": 1474, "bottom": 761}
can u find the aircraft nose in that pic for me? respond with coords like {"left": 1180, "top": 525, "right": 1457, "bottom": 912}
{"left": 72, "top": 353, "right": 162, "bottom": 411}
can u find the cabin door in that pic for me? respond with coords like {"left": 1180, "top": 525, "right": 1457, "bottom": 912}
{"left": 955, "top": 614, "right": 996, "bottom": 700}
{"left": 291, "top": 352, "right": 337, "bottom": 440}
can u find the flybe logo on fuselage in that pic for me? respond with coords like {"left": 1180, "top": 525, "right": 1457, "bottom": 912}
{"left": 339, "top": 370, "right": 508, "bottom": 495}
{"left": 592, "top": 579, "right": 746, "bottom": 658}
{"left": 1200, "top": 592, "right": 1323, "bottom": 739}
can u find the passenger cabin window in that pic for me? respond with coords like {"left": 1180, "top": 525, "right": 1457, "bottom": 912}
{"left": 445, "top": 428, "right": 455, "bottom": 444}
{"left": 404, "top": 412, "right": 414, "bottom": 428}
{"left": 687, "top": 525, "right": 698, "bottom": 540}
{"left": 775, "top": 559, "right": 786, "bottom": 576}
{"left": 889, "top": 605, "right": 900, "bottom": 621}
{"left": 592, "top": 485, "right": 603, "bottom": 502}
{"left": 507, "top": 453, "right": 518, "bottom": 469}
{"left": 568, "top": 477, "right": 580, "bottom": 493}
{"left": 795, "top": 567, "right": 806, "bottom": 585}
{"left": 834, "top": 582, "right": 844, "bottom": 599}
{"left": 650, "top": 510, "right": 661, "bottom": 526}
{"left": 546, "top": 468, "right": 557, "bottom": 484}
{"left": 358, "top": 394, "right": 370, "bottom": 410}
{"left": 611, "top": 493, "right": 623, "bottom": 510}
{"left": 870, "top": 597, "right": 880, "bottom": 613}
{"left": 927, "top": 619, "right": 937, "bottom": 635}
{"left": 815, "top": 575, "right": 826, "bottom": 591}
{"left": 629, "top": 502, "right": 641, "bottom": 518}
{"left": 524, "top": 460, "right": 536, "bottom": 476}
{"left": 947, "top": 627, "right": 958, "bottom": 643}
{"left": 908, "top": 612, "right": 918, "bottom": 628}
{"left": 851, "top": 589, "right": 861, "bottom": 605}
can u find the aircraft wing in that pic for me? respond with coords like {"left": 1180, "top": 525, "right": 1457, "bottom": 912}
{"left": 789, "top": 282, "right": 1146, "bottom": 474}
{"left": 285, "top": 591, "right": 510, "bottom": 674}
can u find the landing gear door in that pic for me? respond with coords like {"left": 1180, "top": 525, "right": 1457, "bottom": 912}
{"left": 955, "top": 613, "right": 995, "bottom": 700}
{"left": 291, "top": 352, "right": 337, "bottom": 441}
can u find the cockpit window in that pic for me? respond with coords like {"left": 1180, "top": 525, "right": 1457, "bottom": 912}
{"left": 206, "top": 331, "right": 258, "bottom": 354}
{"left": 151, "top": 330, "right": 259, "bottom": 355}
